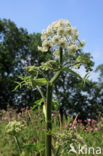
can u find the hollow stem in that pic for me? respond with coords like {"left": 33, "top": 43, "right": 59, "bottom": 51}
{"left": 45, "top": 82, "right": 53, "bottom": 156}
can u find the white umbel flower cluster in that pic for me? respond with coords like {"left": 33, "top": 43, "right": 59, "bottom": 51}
{"left": 6, "top": 120, "right": 25, "bottom": 135}
{"left": 38, "top": 19, "right": 85, "bottom": 56}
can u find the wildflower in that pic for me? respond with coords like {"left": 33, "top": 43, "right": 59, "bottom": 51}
{"left": 95, "top": 128, "right": 98, "bottom": 131}
{"left": 65, "top": 27, "right": 72, "bottom": 35}
{"left": 39, "top": 110, "right": 42, "bottom": 114}
{"left": 38, "top": 19, "right": 85, "bottom": 54}
{"left": 80, "top": 40, "right": 85, "bottom": 47}
{"left": 57, "top": 138, "right": 60, "bottom": 142}
{"left": 2, "top": 110, "right": 6, "bottom": 113}
{"left": 4, "top": 116, "right": 11, "bottom": 120}
{"left": 78, "top": 119, "right": 82, "bottom": 123}
{"left": 53, "top": 49, "right": 60, "bottom": 57}
{"left": 6, "top": 120, "right": 25, "bottom": 135}
{"left": 52, "top": 35, "right": 60, "bottom": 44}
{"left": 20, "top": 108, "right": 25, "bottom": 111}
{"left": 58, "top": 38, "right": 66, "bottom": 48}
{"left": 87, "top": 119, "right": 91, "bottom": 122}
{"left": 57, "top": 27, "right": 65, "bottom": 35}
{"left": 68, "top": 45, "right": 78, "bottom": 54}
{"left": 42, "top": 40, "right": 52, "bottom": 49}
{"left": 84, "top": 128, "right": 88, "bottom": 133}
{"left": 69, "top": 123, "right": 72, "bottom": 126}
{"left": 73, "top": 126, "right": 76, "bottom": 130}
{"left": 91, "top": 119, "right": 95, "bottom": 123}
{"left": 51, "top": 113, "right": 55, "bottom": 117}
{"left": 47, "top": 25, "right": 52, "bottom": 36}
{"left": 90, "top": 128, "right": 93, "bottom": 131}
{"left": 88, "top": 122, "right": 90, "bottom": 126}
{"left": 64, "top": 125, "right": 68, "bottom": 128}
{"left": 32, "top": 137, "right": 37, "bottom": 143}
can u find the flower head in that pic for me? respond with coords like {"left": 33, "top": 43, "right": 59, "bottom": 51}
{"left": 64, "top": 125, "right": 68, "bottom": 128}
{"left": 69, "top": 123, "right": 72, "bottom": 126}
{"left": 87, "top": 119, "right": 91, "bottom": 122}
{"left": 6, "top": 120, "right": 25, "bottom": 135}
{"left": 51, "top": 113, "right": 55, "bottom": 117}
{"left": 32, "top": 137, "right": 37, "bottom": 143}
{"left": 38, "top": 19, "right": 85, "bottom": 55}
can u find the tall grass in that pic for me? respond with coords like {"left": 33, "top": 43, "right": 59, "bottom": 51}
{"left": 0, "top": 106, "right": 103, "bottom": 155}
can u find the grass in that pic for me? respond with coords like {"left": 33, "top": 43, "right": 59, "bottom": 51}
{"left": 0, "top": 106, "right": 103, "bottom": 156}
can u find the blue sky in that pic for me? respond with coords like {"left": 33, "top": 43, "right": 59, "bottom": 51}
{"left": 0, "top": 0, "right": 103, "bottom": 80}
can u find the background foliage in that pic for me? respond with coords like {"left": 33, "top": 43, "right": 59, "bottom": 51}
{"left": 0, "top": 18, "right": 103, "bottom": 120}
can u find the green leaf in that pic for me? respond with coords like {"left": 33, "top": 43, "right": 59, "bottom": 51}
{"left": 23, "top": 144, "right": 37, "bottom": 152}
{"left": 32, "top": 105, "right": 38, "bottom": 110}
{"left": 12, "top": 85, "right": 20, "bottom": 92}
{"left": 32, "top": 98, "right": 44, "bottom": 111}
{"left": 82, "top": 73, "right": 90, "bottom": 86}
{"left": 34, "top": 98, "right": 44, "bottom": 106}
{"left": 17, "top": 75, "right": 24, "bottom": 80}
{"left": 62, "top": 67, "right": 82, "bottom": 80}
{"left": 34, "top": 78, "right": 48, "bottom": 86}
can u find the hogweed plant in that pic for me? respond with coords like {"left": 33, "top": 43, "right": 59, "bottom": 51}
{"left": 15, "top": 19, "right": 92, "bottom": 156}
{"left": 6, "top": 120, "right": 25, "bottom": 155}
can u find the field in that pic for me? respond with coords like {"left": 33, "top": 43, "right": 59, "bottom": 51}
{"left": 0, "top": 106, "right": 103, "bottom": 156}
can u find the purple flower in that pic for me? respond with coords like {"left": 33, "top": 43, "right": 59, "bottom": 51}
{"left": 39, "top": 110, "right": 42, "bottom": 114}
{"left": 90, "top": 128, "right": 93, "bottom": 131}
{"left": 4, "top": 117, "right": 10, "bottom": 120}
{"left": 91, "top": 119, "right": 95, "bottom": 123}
{"left": 84, "top": 128, "right": 88, "bottom": 133}
{"left": 51, "top": 113, "right": 55, "bottom": 117}
{"left": 73, "top": 126, "right": 76, "bottom": 130}
{"left": 32, "top": 137, "right": 37, "bottom": 142}
{"left": 88, "top": 122, "right": 90, "bottom": 126}
{"left": 95, "top": 128, "right": 98, "bottom": 131}
{"left": 87, "top": 119, "right": 92, "bottom": 122}
{"left": 69, "top": 123, "right": 72, "bottom": 126}
{"left": 64, "top": 125, "right": 68, "bottom": 128}
{"left": 57, "top": 138, "right": 60, "bottom": 142}
{"left": 78, "top": 119, "right": 82, "bottom": 123}
{"left": 20, "top": 108, "right": 25, "bottom": 111}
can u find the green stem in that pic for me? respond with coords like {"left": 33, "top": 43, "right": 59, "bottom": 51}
{"left": 14, "top": 135, "right": 21, "bottom": 155}
{"left": 45, "top": 47, "right": 63, "bottom": 156}
{"left": 50, "top": 47, "right": 63, "bottom": 84}
{"left": 36, "top": 85, "right": 46, "bottom": 103}
{"left": 60, "top": 47, "right": 63, "bottom": 66}
{"left": 50, "top": 70, "right": 61, "bottom": 84}
{"left": 45, "top": 82, "right": 53, "bottom": 156}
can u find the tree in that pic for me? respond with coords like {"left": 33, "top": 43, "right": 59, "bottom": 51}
{"left": 0, "top": 18, "right": 30, "bottom": 108}
{"left": 53, "top": 51, "right": 94, "bottom": 126}
{"left": 0, "top": 19, "right": 43, "bottom": 109}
